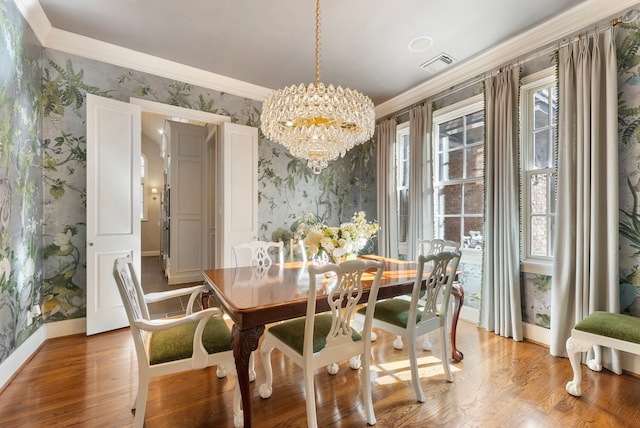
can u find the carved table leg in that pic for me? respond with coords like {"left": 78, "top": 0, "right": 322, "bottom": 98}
{"left": 450, "top": 282, "right": 464, "bottom": 362}
{"left": 232, "top": 324, "right": 265, "bottom": 428}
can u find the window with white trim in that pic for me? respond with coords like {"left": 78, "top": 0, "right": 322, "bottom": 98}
{"left": 396, "top": 123, "right": 410, "bottom": 258}
{"left": 520, "top": 69, "right": 557, "bottom": 263}
{"left": 433, "top": 96, "right": 484, "bottom": 251}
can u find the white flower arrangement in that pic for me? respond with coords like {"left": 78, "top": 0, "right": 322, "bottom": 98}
{"left": 295, "top": 211, "right": 378, "bottom": 262}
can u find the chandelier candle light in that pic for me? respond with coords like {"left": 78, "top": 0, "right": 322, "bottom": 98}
{"left": 260, "top": 0, "right": 375, "bottom": 174}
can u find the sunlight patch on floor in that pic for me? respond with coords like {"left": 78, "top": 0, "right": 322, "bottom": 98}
{"left": 371, "top": 355, "right": 461, "bottom": 385}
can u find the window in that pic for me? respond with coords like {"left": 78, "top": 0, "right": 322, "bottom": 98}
{"left": 396, "top": 123, "right": 410, "bottom": 258}
{"left": 520, "top": 69, "right": 557, "bottom": 264}
{"left": 141, "top": 154, "right": 148, "bottom": 221}
{"left": 432, "top": 96, "right": 484, "bottom": 251}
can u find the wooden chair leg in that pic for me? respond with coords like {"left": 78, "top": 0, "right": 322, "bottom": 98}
{"left": 450, "top": 282, "right": 464, "bottom": 362}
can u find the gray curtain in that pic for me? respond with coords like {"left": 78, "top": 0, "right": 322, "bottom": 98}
{"left": 480, "top": 67, "right": 523, "bottom": 341}
{"left": 376, "top": 118, "right": 398, "bottom": 258}
{"left": 406, "top": 104, "right": 432, "bottom": 260}
{"left": 550, "top": 28, "right": 620, "bottom": 372}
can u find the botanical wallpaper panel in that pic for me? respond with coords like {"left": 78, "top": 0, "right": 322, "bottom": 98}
{"left": 0, "top": 0, "right": 43, "bottom": 363}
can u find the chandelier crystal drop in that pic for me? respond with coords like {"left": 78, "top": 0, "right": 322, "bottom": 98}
{"left": 260, "top": 0, "right": 375, "bottom": 174}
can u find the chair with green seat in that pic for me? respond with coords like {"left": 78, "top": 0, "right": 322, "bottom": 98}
{"left": 257, "top": 259, "right": 386, "bottom": 428}
{"left": 113, "top": 255, "right": 242, "bottom": 428}
{"left": 392, "top": 239, "right": 462, "bottom": 351}
{"left": 356, "top": 251, "right": 461, "bottom": 403}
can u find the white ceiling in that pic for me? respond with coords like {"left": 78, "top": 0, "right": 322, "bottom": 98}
{"left": 35, "top": 0, "right": 622, "bottom": 107}
{"left": 19, "top": 0, "right": 639, "bottom": 122}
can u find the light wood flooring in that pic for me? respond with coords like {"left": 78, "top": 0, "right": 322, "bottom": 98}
{"left": 1, "top": 257, "right": 640, "bottom": 427}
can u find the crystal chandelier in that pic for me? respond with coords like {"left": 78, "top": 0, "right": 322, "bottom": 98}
{"left": 260, "top": 0, "right": 375, "bottom": 174}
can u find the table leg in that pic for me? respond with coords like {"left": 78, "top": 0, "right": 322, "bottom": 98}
{"left": 201, "top": 291, "right": 210, "bottom": 309}
{"left": 232, "top": 324, "right": 265, "bottom": 428}
{"left": 450, "top": 282, "right": 464, "bottom": 362}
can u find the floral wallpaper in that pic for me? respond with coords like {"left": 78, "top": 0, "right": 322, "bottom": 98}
{"left": 618, "top": 19, "right": 640, "bottom": 318}
{"left": 3, "top": 0, "right": 640, "bottom": 365}
{"left": 0, "top": 0, "right": 43, "bottom": 363}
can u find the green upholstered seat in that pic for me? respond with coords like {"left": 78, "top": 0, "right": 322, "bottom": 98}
{"left": 149, "top": 317, "right": 232, "bottom": 365}
{"left": 357, "top": 299, "right": 423, "bottom": 329}
{"left": 574, "top": 311, "right": 640, "bottom": 344}
{"left": 268, "top": 314, "right": 361, "bottom": 355}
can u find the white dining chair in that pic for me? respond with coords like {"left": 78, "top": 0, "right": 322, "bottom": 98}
{"left": 112, "top": 255, "right": 243, "bottom": 428}
{"left": 407, "top": 239, "right": 461, "bottom": 351}
{"left": 232, "top": 240, "right": 284, "bottom": 269}
{"left": 257, "top": 259, "right": 385, "bottom": 428}
{"left": 355, "top": 251, "right": 461, "bottom": 403}
{"left": 232, "top": 240, "right": 285, "bottom": 383}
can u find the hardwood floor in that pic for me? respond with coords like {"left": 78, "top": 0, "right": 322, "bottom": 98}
{"left": 1, "top": 258, "right": 640, "bottom": 427}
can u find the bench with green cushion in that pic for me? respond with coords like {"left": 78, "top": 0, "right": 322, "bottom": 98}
{"left": 565, "top": 311, "right": 640, "bottom": 397}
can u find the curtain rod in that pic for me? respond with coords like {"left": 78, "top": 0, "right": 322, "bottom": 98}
{"left": 377, "top": 7, "right": 636, "bottom": 124}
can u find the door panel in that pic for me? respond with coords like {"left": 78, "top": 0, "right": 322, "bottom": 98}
{"left": 216, "top": 122, "right": 258, "bottom": 268}
{"left": 86, "top": 94, "right": 141, "bottom": 335}
{"left": 165, "top": 121, "right": 208, "bottom": 284}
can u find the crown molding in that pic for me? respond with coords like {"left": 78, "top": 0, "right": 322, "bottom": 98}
{"left": 374, "top": 0, "right": 640, "bottom": 118}
{"left": 14, "top": 0, "right": 640, "bottom": 110}
{"left": 12, "top": 0, "right": 272, "bottom": 102}
{"left": 44, "top": 28, "right": 273, "bottom": 101}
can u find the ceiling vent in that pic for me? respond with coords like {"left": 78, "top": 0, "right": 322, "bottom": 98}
{"left": 419, "top": 53, "right": 456, "bottom": 74}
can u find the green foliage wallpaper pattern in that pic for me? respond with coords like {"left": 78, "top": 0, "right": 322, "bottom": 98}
{"left": 0, "top": 0, "right": 43, "bottom": 363}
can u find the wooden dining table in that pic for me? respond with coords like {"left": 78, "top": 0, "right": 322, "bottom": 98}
{"left": 201, "top": 255, "right": 464, "bottom": 428}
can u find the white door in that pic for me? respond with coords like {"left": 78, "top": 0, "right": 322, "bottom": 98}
{"left": 165, "top": 120, "right": 208, "bottom": 284}
{"left": 86, "top": 94, "right": 141, "bottom": 335}
{"left": 216, "top": 122, "right": 258, "bottom": 268}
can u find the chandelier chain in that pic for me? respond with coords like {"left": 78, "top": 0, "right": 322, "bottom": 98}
{"left": 315, "top": 0, "right": 321, "bottom": 84}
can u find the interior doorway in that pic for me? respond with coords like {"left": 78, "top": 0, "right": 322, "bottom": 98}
{"left": 132, "top": 98, "right": 230, "bottom": 282}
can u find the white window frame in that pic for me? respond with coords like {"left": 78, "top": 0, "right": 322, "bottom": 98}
{"left": 520, "top": 68, "right": 557, "bottom": 275}
{"left": 432, "top": 94, "right": 484, "bottom": 264}
{"left": 396, "top": 122, "right": 410, "bottom": 258}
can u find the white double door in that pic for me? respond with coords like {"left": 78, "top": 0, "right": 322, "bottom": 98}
{"left": 86, "top": 94, "right": 257, "bottom": 335}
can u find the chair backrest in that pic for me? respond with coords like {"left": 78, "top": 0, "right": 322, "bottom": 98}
{"left": 417, "top": 239, "right": 461, "bottom": 257}
{"left": 306, "top": 259, "right": 385, "bottom": 355}
{"left": 413, "top": 251, "right": 462, "bottom": 323}
{"left": 233, "top": 241, "right": 285, "bottom": 268}
{"left": 113, "top": 255, "right": 150, "bottom": 361}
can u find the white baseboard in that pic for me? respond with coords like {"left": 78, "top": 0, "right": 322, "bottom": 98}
{"left": 459, "top": 306, "right": 479, "bottom": 324}
{"left": 46, "top": 317, "right": 86, "bottom": 339}
{"left": 0, "top": 325, "right": 46, "bottom": 391}
{"left": 622, "top": 353, "right": 640, "bottom": 376}
{"left": 0, "top": 318, "right": 87, "bottom": 391}
{"left": 523, "top": 322, "right": 550, "bottom": 345}
{"left": 142, "top": 250, "right": 161, "bottom": 257}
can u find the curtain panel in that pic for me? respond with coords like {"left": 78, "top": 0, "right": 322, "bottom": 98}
{"left": 550, "top": 28, "right": 620, "bottom": 372}
{"left": 376, "top": 119, "right": 398, "bottom": 258}
{"left": 480, "top": 67, "right": 524, "bottom": 341}
{"left": 407, "top": 104, "right": 433, "bottom": 260}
